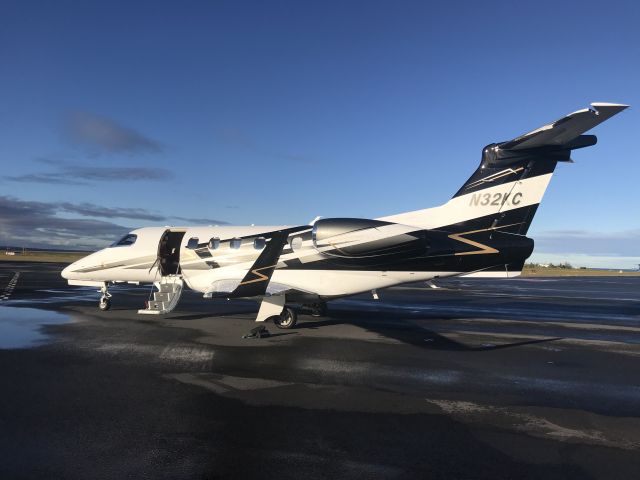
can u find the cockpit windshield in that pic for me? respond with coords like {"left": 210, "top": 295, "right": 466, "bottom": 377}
{"left": 111, "top": 233, "right": 137, "bottom": 247}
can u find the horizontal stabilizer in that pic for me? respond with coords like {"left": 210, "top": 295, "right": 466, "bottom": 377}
{"left": 500, "top": 103, "right": 628, "bottom": 150}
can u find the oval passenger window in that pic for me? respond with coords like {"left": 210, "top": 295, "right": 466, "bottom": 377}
{"left": 254, "top": 237, "right": 266, "bottom": 250}
{"left": 230, "top": 238, "right": 242, "bottom": 249}
{"left": 208, "top": 237, "right": 220, "bottom": 250}
{"left": 290, "top": 237, "right": 303, "bottom": 251}
{"left": 187, "top": 237, "right": 199, "bottom": 249}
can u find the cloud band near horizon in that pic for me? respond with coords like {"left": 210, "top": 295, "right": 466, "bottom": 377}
{"left": 0, "top": 196, "right": 228, "bottom": 250}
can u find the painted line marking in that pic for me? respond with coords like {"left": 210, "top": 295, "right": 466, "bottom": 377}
{"left": 0, "top": 272, "right": 20, "bottom": 302}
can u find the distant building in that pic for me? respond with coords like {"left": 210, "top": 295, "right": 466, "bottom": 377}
{"left": 5, "top": 251, "right": 16, "bottom": 256}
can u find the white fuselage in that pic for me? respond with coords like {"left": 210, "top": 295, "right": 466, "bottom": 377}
{"left": 59, "top": 102, "right": 628, "bottom": 319}
{"left": 61, "top": 224, "right": 452, "bottom": 299}
{"left": 61, "top": 174, "right": 549, "bottom": 298}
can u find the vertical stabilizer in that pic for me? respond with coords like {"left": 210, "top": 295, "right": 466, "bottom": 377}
{"left": 379, "top": 103, "right": 628, "bottom": 234}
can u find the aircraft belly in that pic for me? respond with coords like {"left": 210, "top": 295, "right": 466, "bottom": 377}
{"left": 68, "top": 266, "right": 159, "bottom": 283}
{"left": 270, "top": 270, "right": 443, "bottom": 297}
{"left": 181, "top": 267, "right": 245, "bottom": 293}
{"left": 109, "top": 268, "right": 159, "bottom": 283}
{"left": 182, "top": 266, "right": 445, "bottom": 297}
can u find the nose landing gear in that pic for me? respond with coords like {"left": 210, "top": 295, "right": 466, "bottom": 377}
{"left": 98, "top": 282, "right": 112, "bottom": 311}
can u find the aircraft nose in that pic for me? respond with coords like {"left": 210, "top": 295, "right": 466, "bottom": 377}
{"left": 61, "top": 263, "right": 76, "bottom": 280}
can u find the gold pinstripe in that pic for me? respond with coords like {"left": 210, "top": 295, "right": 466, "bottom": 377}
{"left": 448, "top": 222, "right": 522, "bottom": 256}
{"left": 464, "top": 167, "right": 524, "bottom": 189}
{"left": 238, "top": 264, "right": 277, "bottom": 285}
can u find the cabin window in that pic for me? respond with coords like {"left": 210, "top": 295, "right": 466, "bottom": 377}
{"left": 290, "top": 236, "right": 303, "bottom": 251}
{"left": 186, "top": 237, "right": 199, "bottom": 249}
{"left": 230, "top": 238, "right": 242, "bottom": 249}
{"left": 254, "top": 237, "right": 266, "bottom": 250}
{"left": 111, "top": 234, "right": 137, "bottom": 247}
{"left": 208, "top": 237, "right": 220, "bottom": 250}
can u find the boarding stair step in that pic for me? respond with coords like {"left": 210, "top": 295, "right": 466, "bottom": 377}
{"left": 153, "top": 292, "right": 171, "bottom": 302}
{"left": 138, "top": 275, "right": 184, "bottom": 315}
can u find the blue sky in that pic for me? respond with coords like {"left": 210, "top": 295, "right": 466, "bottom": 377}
{"left": 1, "top": 0, "right": 638, "bottom": 268}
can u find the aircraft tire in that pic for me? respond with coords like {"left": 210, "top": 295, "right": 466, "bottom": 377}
{"left": 273, "top": 307, "right": 297, "bottom": 329}
{"left": 99, "top": 298, "right": 111, "bottom": 311}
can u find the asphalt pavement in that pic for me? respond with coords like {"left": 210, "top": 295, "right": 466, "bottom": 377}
{"left": 1, "top": 261, "right": 639, "bottom": 479}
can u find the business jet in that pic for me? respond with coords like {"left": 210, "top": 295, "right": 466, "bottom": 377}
{"left": 62, "top": 102, "right": 628, "bottom": 329}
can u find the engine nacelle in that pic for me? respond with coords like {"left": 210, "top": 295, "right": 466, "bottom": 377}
{"left": 312, "top": 218, "right": 427, "bottom": 258}
{"left": 311, "top": 218, "right": 535, "bottom": 266}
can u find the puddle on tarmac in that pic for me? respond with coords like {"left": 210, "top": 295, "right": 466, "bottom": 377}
{"left": 0, "top": 305, "right": 70, "bottom": 349}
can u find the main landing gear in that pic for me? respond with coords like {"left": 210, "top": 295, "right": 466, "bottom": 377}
{"left": 270, "top": 306, "right": 298, "bottom": 329}
{"left": 256, "top": 300, "right": 327, "bottom": 331}
{"left": 308, "top": 302, "right": 327, "bottom": 317}
{"left": 98, "top": 282, "right": 112, "bottom": 311}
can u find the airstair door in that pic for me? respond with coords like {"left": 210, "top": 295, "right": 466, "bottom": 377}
{"left": 157, "top": 230, "right": 186, "bottom": 276}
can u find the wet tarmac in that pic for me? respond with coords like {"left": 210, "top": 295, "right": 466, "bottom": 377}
{"left": 0, "top": 261, "right": 639, "bottom": 479}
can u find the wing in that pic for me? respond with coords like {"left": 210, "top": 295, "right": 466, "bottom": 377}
{"left": 227, "top": 226, "right": 308, "bottom": 298}
{"left": 500, "top": 103, "right": 628, "bottom": 150}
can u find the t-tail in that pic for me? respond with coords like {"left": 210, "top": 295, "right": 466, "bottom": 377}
{"left": 380, "top": 102, "right": 628, "bottom": 274}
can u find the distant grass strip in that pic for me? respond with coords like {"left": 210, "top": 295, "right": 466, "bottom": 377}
{"left": 0, "top": 251, "right": 89, "bottom": 264}
{"left": 522, "top": 266, "right": 640, "bottom": 277}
